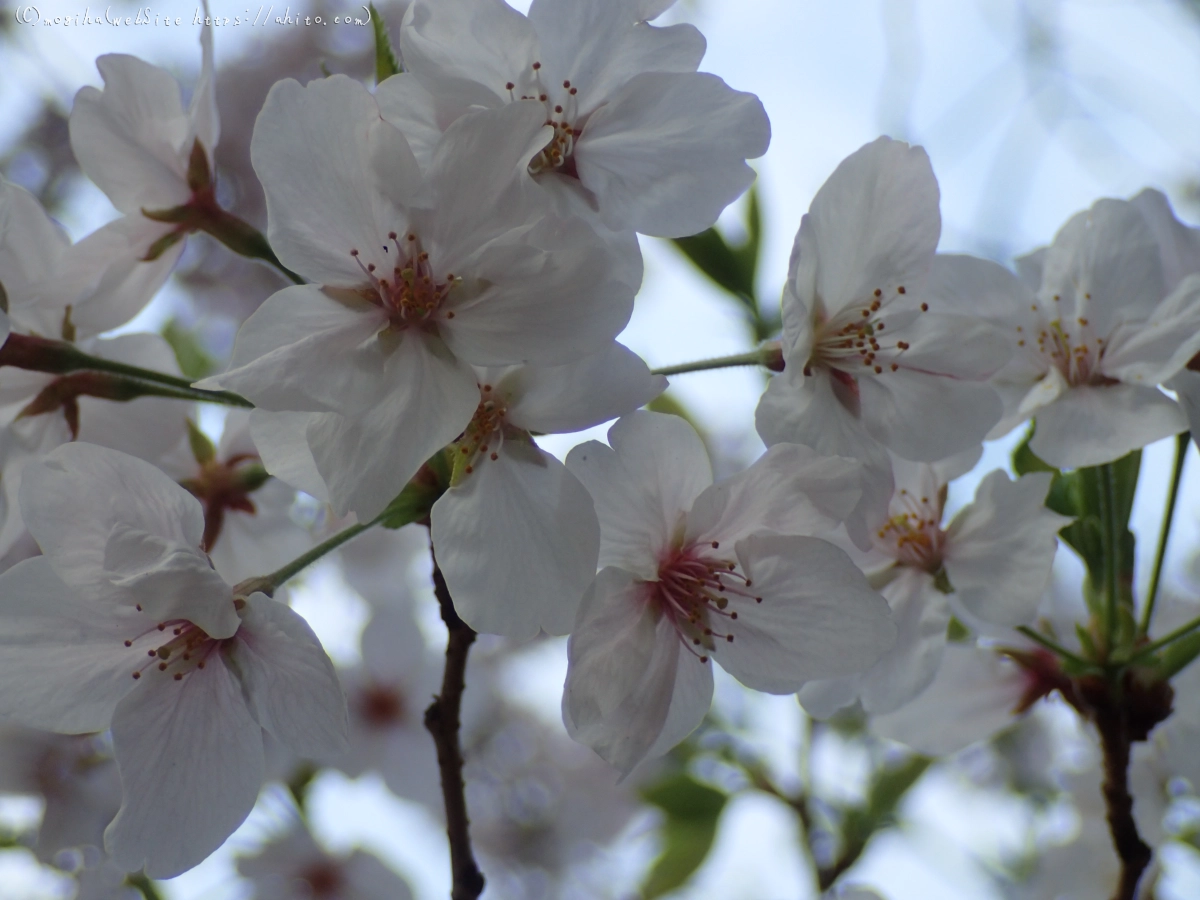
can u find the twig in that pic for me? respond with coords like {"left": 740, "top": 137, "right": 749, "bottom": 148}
{"left": 425, "top": 559, "right": 485, "bottom": 900}
{"left": 1094, "top": 701, "right": 1153, "bottom": 900}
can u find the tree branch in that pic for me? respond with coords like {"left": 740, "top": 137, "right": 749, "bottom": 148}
{"left": 425, "top": 558, "right": 485, "bottom": 900}
{"left": 1095, "top": 701, "right": 1153, "bottom": 900}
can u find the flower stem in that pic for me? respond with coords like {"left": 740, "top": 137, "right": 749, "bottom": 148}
{"left": 1016, "top": 626, "right": 1094, "bottom": 670}
{"left": 0, "top": 333, "right": 253, "bottom": 407}
{"left": 194, "top": 204, "right": 305, "bottom": 285}
{"left": 1100, "top": 463, "right": 1121, "bottom": 655}
{"left": 425, "top": 557, "right": 485, "bottom": 900}
{"left": 1140, "top": 432, "right": 1189, "bottom": 636}
{"left": 651, "top": 344, "right": 783, "bottom": 377}
{"left": 252, "top": 519, "right": 377, "bottom": 595}
{"left": 1124, "top": 612, "right": 1200, "bottom": 666}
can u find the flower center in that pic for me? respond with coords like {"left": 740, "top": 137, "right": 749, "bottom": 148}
{"left": 507, "top": 62, "right": 585, "bottom": 177}
{"left": 875, "top": 487, "right": 945, "bottom": 571}
{"left": 807, "top": 286, "right": 927, "bottom": 383}
{"left": 1018, "top": 297, "right": 1108, "bottom": 387}
{"left": 359, "top": 683, "right": 406, "bottom": 728}
{"left": 300, "top": 861, "right": 344, "bottom": 898}
{"left": 179, "top": 453, "right": 267, "bottom": 552}
{"left": 122, "top": 600, "right": 243, "bottom": 683}
{"left": 350, "top": 231, "right": 457, "bottom": 326}
{"left": 453, "top": 384, "right": 510, "bottom": 478}
{"left": 651, "top": 542, "right": 761, "bottom": 662}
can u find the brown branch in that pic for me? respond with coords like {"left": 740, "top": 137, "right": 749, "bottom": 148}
{"left": 424, "top": 558, "right": 485, "bottom": 900}
{"left": 1095, "top": 702, "right": 1152, "bottom": 900}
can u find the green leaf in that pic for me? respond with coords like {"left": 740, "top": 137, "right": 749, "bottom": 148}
{"left": 370, "top": 3, "right": 402, "bottom": 84}
{"left": 1158, "top": 629, "right": 1200, "bottom": 680}
{"left": 640, "top": 774, "right": 728, "bottom": 899}
{"left": 836, "top": 755, "right": 931, "bottom": 867}
{"left": 185, "top": 418, "right": 216, "bottom": 465}
{"left": 161, "top": 319, "right": 217, "bottom": 380}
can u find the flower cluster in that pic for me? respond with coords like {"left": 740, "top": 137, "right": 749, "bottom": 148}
{"left": 1, "top": 0, "right": 1199, "bottom": 895}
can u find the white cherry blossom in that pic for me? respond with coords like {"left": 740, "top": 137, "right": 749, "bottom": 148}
{"left": 562, "top": 411, "right": 894, "bottom": 773}
{"left": 395, "top": 0, "right": 770, "bottom": 238}
{"left": 799, "top": 455, "right": 1069, "bottom": 718}
{"left": 0, "top": 443, "right": 346, "bottom": 877}
{"left": 756, "top": 138, "right": 1009, "bottom": 531}
{"left": 65, "top": 17, "right": 219, "bottom": 333}
{"left": 929, "top": 197, "right": 1200, "bottom": 468}
{"left": 431, "top": 343, "right": 665, "bottom": 638}
{"left": 199, "top": 75, "right": 634, "bottom": 520}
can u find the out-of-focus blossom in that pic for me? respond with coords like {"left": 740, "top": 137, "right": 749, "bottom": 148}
{"left": 562, "top": 411, "right": 894, "bottom": 773}
{"left": 0, "top": 443, "right": 346, "bottom": 877}
{"left": 237, "top": 819, "right": 413, "bottom": 900}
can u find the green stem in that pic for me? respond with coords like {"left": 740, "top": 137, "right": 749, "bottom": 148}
{"left": 1100, "top": 463, "right": 1121, "bottom": 654}
{"left": 1124, "top": 613, "right": 1200, "bottom": 666}
{"left": 195, "top": 206, "right": 305, "bottom": 285}
{"left": 254, "top": 518, "right": 378, "bottom": 593}
{"left": 1016, "top": 626, "right": 1094, "bottom": 670}
{"left": 124, "top": 873, "right": 163, "bottom": 900}
{"left": 652, "top": 346, "right": 782, "bottom": 377}
{"left": 0, "top": 334, "right": 253, "bottom": 407}
{"left": 1140, "top": 432, "right": 1189, "bottom": 636}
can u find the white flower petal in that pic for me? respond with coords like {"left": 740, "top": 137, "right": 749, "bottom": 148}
{"left": 944, "top": 471, "right": 1070, "bottom": 626}
{"left": 251, "top": 75, "right": 418, "bottom": 286}
{"left": 0, "top": 558, "right": 137, "bottom": 733}
{"left": 69, "top": 54, "right": 191, "bottom": 213}
{"left": 20, "top": 444, "right": 239, "bottom": 639}
{"left": 105, "top": 654, "right": 265, "bottom": 878}
{"left": 870, "top": 643, "right": 1025, "bottom": 754}
{"left": 566, "top": 411, "right": 712, "bottom": 578}
{"left": 1039, "top": 199, "right": 1165, "bottom": 337}
{"left": 501, "top": 343, "right": 665, "bottom": 434}
{"left": 249, "top": 411, "right": 329, "bottom": 501}
{"left": 528, "top": 0, "right": 706, "bottom": 111}
{"left": 576, "top": 71, "right": 769, "bottom": 237}
{"left": 431, "top": 441, "right": 599, "bottom": 638}
{"left": 1104, "top": 274, "right": 1200, "bottom": 386}
{"left": 307, "top": 332, "right": 480, "bottom": 519}
{"left": 684, "top": 443, "right": 862, "bottom": 548}
{"left": 400, "top": 0, "right": 538, "bottom": 101}
{"left": 1030, "top": 383, "right": 1185, "bottom": 469}
{"left": 857, "top": 365, "right": 1003, "bottom": 462}
{"left": 716, "top": 534, "right": 895, "bottom": 693}
{"left": 563, "top": 567, "right": 711, "bottom": 774}
{"left": 200, "top": 285, "right": 389, "bottom": 414}
{"left": 1130, "top": 188, "right": 1200, "bottom": 293}
{"left": 794, "top": 137, "right": 939, "bottom": 318}
{"left": 232, "top": 593, "right": 348, "bottom": 760}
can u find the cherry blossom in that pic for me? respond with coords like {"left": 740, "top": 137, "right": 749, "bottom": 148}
{"left": 237, "top": 820, "right": 413, "bottom": 900}
{"left": 393, "top": 0, "right": 769, "bottom": 239}
{"left": 431, "top": 344, "right": 665, "bottom": 638}
{"left": 0, "top": 443, "right": 346, "bottom": 877}
{"left": 200, "top": 75, "right": 634, "bottom": 520}
{"left": 930, "top": 197, "right": 1200, "bottom": 468}
{"left": 755, "top": 138, "right": 1009, "bottom": 531}
{"left": 64, "top": 16, "right": 220, "bottom": 334}
{"left": 799, "top": 455, "right": 1069, "bottom": 718}
{"left": 562, "top": 411, "right": 894, "bottom": 773}
{"left": 159, "top": 410, "right": 313, "bottom": 583}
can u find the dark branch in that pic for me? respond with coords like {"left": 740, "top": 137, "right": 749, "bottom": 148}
{"left": 425, "top": 558, "right": 485, "bottom": 900}
{"left": 1095, "top": 701, "right": 1153, "bottom": 900}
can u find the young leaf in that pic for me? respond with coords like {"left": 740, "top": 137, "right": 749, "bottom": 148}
{"left": 640, "top": 773, "right": 728, "bottom": 899}
{"left": 369, "top": 3, "right": 402, "bottom": 84}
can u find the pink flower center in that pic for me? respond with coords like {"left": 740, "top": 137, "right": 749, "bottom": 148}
{"left": 651, "top": 542, "right": 761, "bottom": 663}
{"left": 122, "top": 601, "right": 242, "bottom": 683}
{"left": 350, "top": 231, "right": 457, "bottom": 326}
{"left": 510, "top": 63, "right": 586, "bottom": 177}
{"left": 876, "top": 487, "right": 945, "bottom": 571}
{"left": 358, "top": 683, "right": 407, "bottom": 728}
